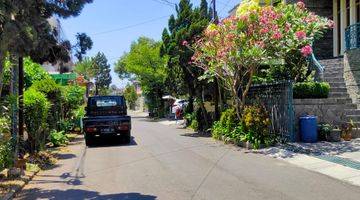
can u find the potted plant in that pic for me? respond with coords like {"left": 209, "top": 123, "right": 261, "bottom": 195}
{"left": 340, "top": 120, "right": 354, "bottom": 141}
{"left": 318, "top": 123, "right": 333, "bottom": 141}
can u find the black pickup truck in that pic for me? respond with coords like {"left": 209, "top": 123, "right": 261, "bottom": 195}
{"left": 82, "top": 96, "right": 131, "bottom": 146}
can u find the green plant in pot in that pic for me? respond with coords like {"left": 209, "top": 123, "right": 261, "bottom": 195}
{"left": 317, "top": 123, "right": 333, "bottom": 141}
{"left": 340, "top": 120, "right": 355, "bottom": 141}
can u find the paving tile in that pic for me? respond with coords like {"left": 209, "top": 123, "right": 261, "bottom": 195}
{"left": 286, "top": 155, "right": 324, "bottom": 166}
{"left": 344, "top": 176, "right": 360, "bottom": 186}
{"left": 301, "top": 161, "right": 337, "bottom": 170}
{"left": 315, "top": 164, "right": 360, "bottom": 180}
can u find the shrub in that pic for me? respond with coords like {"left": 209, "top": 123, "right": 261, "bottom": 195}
{"left": 72, "top": 105, "right": 85, "bottom": 131}
{"left": 31, "top": 78, "right": 62, "bottom": 130}
{"left": 24, "top": 58, "right": 51, "bottom": 88}
{"left": 211, "top": 109, "right": 239, "bottom": 140}
{"left": 219, "top": 108, "right": 237, "bottom": 131}
{"left": 58, "top": 120, "right": 73, "bottom": 134}
{"left": 0, "top": 139, "right": 13, "bottom": 171}
{"left": 61, "top": 85, "right": 85, "bottom": 121}
{"left": 49, "top": 130, "right": 68, "bottom": 147}
{"left": 293, "top": 82, "right": 330, "bottom": 99}
{"left": 0, "top": 116, "right": 13, "bottom": 171}
{"left": 241, "top": 104, "right": 273, "bottom": 149}
{"left": 24, "top": 89, "right": 50, "bottom": 153}
{"left": 190, "top": 119, "right": 199, "bottom": 131}
{"left": 184, "top": 112, "right": 196, "bottom": 126}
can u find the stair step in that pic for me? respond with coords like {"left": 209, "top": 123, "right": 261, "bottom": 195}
{"left": 324, "top": 71, "right": 344, "bottom": 75}
{"left": 344, "top": 109, "right": 360, "bottom": 115}
{"left": 294, "top": 98, "right": 353, "bottom": 105}
{"left": 330, "top": 87, "right": 348, "bottom": 92}
{"left": 329, "top": 82, "right": 346, "bottom": 87}
{"left": 346, "top": 115, "right": 360, "bottom": 122}
{"left": 325, "top": 69, "right": 344, "bottom": 74}
{"left": 325, "top": 77, "right": 345, "bottom": 82}
{"left": 328, "top": 92, "right": 349, "bottom": 98}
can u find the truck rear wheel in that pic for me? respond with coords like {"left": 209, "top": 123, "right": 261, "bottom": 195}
{"left": 85, "top": 135, "right": 94, "bottom": 147}
{"left": 123, "top": 132, "right": 131, "bottom": 144}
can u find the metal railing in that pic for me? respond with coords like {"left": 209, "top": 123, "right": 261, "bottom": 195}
{"left": 308, "top": 52, "right": 325, "bottom": 82}
{"left": 246, "top": 81, "right": 296, "bottom": 142}
{"left": 345, "top": 23, "right": 360, "bottom": 51}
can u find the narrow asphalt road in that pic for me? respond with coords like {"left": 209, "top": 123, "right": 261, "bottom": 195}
{"left": 16, "top": 115, "right": 360, "bottom": 200}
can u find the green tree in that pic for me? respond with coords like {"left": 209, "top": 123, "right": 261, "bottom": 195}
{"left": 74, "top": 33, "right": 93, "bottom": 62}
{"left": 93, "top": 52, "right": 112, "bottom": 94}
{"left": 161, "top": 0, "right": 212, "bottom": 129}
{"left": 74, "top": 57, "right": 96, "bottom": 80}
{"left": 0, "top": 0, "right": 92, "bottom": 159}
{"left": 124, "top": 84, "right": 138, "bottom": 110}
{"left": 115, "top": 37, "right": 167, "bottom": 117}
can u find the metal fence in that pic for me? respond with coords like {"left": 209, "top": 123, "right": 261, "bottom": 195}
{"left": 245, "top": 81, "right": 295, "bottom": 142}
{"left": 345, "top": 23, "right": 360, "bottom": 51}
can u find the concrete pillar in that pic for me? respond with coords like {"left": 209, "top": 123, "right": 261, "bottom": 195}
{"left": 334, "top": 0, "right": 340, "bottom": 56}
{"left": 350, "top": 0, "right": 357, "bottom": 25}
{"left": 340, "top": 0, "right": 347, "bottom": 54}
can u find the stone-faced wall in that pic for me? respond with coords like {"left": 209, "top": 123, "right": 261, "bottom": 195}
{"left": 287, "top": 0, "right": 334, "bottom": 59}
{"left": 344, "top": 49, "right": 360, "bottom": 106}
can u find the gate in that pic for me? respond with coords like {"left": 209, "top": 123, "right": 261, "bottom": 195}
{"left": 245, "top": 81, "right": 295, "bottom": 142}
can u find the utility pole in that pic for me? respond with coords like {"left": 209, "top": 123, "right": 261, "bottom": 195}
{"left": 212, "top": 0, "right": 221, "bottom": 120}
{"left": 18, "top": 57, "right": 24, "bottom": 140}
{"left": 212, "top": 0, "right": 218, "bottom": 24}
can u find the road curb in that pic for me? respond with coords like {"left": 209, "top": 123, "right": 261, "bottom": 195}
{"left": 1, "top": 170, "right": 40, "bottom": 200}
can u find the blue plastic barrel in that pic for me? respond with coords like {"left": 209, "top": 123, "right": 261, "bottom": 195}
{"left": 299, "top": 115, "right": 318, "bottom": 143}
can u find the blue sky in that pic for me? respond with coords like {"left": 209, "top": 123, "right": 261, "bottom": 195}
{"left": 61, "top": 0, "right": 238, "bottom": 88}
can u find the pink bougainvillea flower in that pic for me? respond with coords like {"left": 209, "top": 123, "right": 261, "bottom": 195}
{"left": 295, "top": 31, "right": 307, "bottom": 40}
{"left": 182, "top": 40, "right": 188, "bottom": 46}
{"left": 191, "top": 55, "right": 197, "bottom": 61}
{"left": 301, "top": 45, "right": 313, "bottom": 57}
{"left": 272, "top": 32, "right": 282, "bottom": 40}
{"left": 328, "top": 20, "right": 335, "bottom": 28}
{"left": 285, "top": 23, "right": 291, "bottom": 32}
{"left": 296, "top": 1, "right": 306, "bottom": 10}
{"left": 255, "top": 41, "right": 265, "bottom": 48}
{"left": 260, "top": 28, "right": 269, "bottom": 34}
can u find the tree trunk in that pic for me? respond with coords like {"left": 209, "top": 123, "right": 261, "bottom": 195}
{"left": 18, "top": 57, "right": 24, "bottom": 140}
{"left": 10, "top": 54, "right": 19, "bottom": 164}
{"left": 218, "top": 81, "right": 224, "bottom": 112}
{"left": 213, "top": 78, "right": 220, "bottom": 121}
{"left": 196, "top": 85, "right": 209, "bottom": 131}
{"left": 0, "top": 52, "right": 5, "bottom": 98}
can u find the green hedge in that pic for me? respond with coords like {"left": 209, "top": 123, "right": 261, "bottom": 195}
{"left": 293, "top": 82, "right": 330, "bottom": 99}
{"left": 31, "top": 78, "right": 62, "bottom": 130}
{"left": 24, "top": 89, "right": 50, "bottom": 153}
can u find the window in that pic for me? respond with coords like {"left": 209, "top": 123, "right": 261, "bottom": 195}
{"left": 96, "top": 99, "right": 118, "bottom": 107}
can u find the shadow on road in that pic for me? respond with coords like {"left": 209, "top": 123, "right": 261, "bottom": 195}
{"left": 53, "top": 153, "right": 77, "bottom": 160}
{"left": 180, "top": 132, "right": 212, "bottom": 138}
{"left": 87, "top": 136, "right": 138, "bottom": 148}
{"left": 16, "top": 188, "right": 157, "bottom": 200}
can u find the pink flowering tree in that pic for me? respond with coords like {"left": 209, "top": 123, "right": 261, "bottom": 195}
{"left": 192, "top": 2, "right": 332, "bottom": 118}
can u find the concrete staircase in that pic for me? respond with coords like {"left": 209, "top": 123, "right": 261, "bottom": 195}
{"left": 322, "top": 58, "right": 360, "bottom": 124}
{"left": 294, "top": 58, "right": 360, "bottom": 126}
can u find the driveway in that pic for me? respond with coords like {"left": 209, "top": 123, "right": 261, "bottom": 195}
{"left": 15, "top": 115, "right": 360, "bottom": 200}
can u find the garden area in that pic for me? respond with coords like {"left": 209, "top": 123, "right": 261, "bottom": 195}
{"left": 0, "top": 58, "right": 86, "bottom": 197}
{"left": 187, "top": 1, "right": 352, "bottom": 148}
